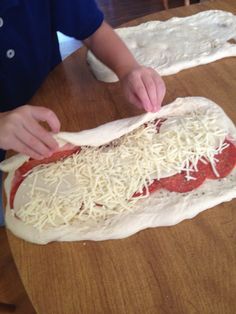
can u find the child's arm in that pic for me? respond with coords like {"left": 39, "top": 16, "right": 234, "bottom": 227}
{"left": 84, "top": 21, "right": 166, "bottom": 112}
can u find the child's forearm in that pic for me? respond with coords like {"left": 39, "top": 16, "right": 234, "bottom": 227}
{"left": 84, "top": 21, "right": 139, "bottom": 79}
{"left": 84, "top": 21, "right": 166, "bottom": 113}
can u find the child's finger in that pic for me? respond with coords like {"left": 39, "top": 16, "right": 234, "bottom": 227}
{"left": 16, "top": 126, "right": 52, "bottom": 158}
{"left": 31, "top": 106, "right": 61, "bottom": 133}
{"left": 153, "top": 74, "right": 166, "bottom": 107}
{"left": 13, "top": 136, "right": 44, "bottom": 160}
{"left": 133, "top": 79, "right": 152, "bottom": 111}
{"left": 141, "top": 75, "right": 159, "bottom": 112}
{"left": 127, "top": 93, "right": 143, "bottom": 110}
{"left": 25, "top": 118, "right": 59, "bottom": 151}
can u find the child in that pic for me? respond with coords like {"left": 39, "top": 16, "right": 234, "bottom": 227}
{"left": 0, "top": 1, "right": 166, "bottom": 225}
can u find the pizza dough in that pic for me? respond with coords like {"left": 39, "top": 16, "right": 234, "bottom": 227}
{"left": 1, "top": 97, "right": 236, "bottom": 244}
{"left": 87, "top": 10, "right": 236, "bottom": 82}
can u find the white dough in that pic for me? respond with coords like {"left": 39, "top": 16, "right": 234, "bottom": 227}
{"left": 0, "top": 154, "right": 29, "bottom": 172}
{"left": 1, "top": 97, "right": 236, "bottom": 244}
{"left": 87, "top": 10, "right": 236, "bottom": 82}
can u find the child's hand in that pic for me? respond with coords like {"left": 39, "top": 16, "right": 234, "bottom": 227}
{"left": 0, "top": 105, "right": 60, "bottom": 159}
{"left": 84, "top": 22, "right": 165, "bottom": 111}
{"left": 121, "top": 66, "right": 166, "bottom": 112}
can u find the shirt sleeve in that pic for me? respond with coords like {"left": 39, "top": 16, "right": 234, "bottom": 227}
{"left": 52, "top": 0, "right": 104, "bottom": 40}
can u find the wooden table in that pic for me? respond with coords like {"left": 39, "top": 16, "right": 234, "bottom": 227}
{"left": 5, "top": 0, "right": 236, "bottom": 313}
{"left": 163, "top": 0, "right": 190, "bottom": 10}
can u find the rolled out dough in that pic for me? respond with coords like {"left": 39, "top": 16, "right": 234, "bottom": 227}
{"left": 87, "top": 10, "right": 236, "bottom": 82}
{"left": 1, "top": 97, "right": 236, "bottom": 244}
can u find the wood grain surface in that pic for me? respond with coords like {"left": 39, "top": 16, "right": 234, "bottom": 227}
{"left": 0, "top": 227, "right": 35, "bottom": 314}
{"left": 97, "top": 0, "right": 199, "bottom": 26}
{"left": 5, "top": 1, "right": 236, "bottom": 313}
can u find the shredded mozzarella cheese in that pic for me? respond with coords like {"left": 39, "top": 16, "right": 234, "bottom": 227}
{"left": 16, "top": 110, "right": 229, "bottom": 230}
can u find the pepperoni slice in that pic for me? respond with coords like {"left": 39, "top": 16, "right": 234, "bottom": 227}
{"left": 148, "top": 179, "right": 162, "bottom": 193}
{"left": 10, "top": 146, "right": 81, "bottom": 208}
{"left": 155, "top": 118, "right": 166, "bottom": 133}
{"left": 144, "top": 118, "right": 166, "bottom": 133}
{"left": 18, "top": 146, "right": 80, "bottom": 176}
{"left": 10, "top": 171, "right": 24, "bottom": 210}
{"left": 159, "top": 161, "right": 208, "bottom": 193}
{"left": 205, "top": 140, "right": 236, "bottom": 179}
{"left": 133, "top": 179, "right": 162, "bottom": 197}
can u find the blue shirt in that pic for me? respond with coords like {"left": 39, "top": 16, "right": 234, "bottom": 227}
{"left": 0, "top": 0, "right": 104, "bottom": 161}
